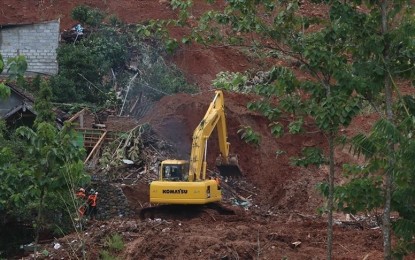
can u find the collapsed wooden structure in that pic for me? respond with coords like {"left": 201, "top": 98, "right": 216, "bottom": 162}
{"left": 67, "top": 108, "right": 138, "bottom": 166}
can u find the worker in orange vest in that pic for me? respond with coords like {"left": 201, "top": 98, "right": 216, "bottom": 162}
{"left": 75, "top": 188, "right": 87, "bottom": 217}
{"left": 86, "top": 189, "right": 98, "bottom": 220}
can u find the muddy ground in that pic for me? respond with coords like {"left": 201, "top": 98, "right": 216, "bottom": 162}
{"left": 18, "top": 91, "right": 387, "bottom": 259}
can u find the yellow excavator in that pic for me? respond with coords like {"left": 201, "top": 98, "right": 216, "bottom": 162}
{"left": 149, "top": 90, "right": 242, "bottom": 205}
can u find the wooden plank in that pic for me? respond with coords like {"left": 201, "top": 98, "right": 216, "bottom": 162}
{"left": 84, "top": 131, "right": 107, "bottom": 164}
{"left": 68, "top": 108, "right": 86, "bottom": 122}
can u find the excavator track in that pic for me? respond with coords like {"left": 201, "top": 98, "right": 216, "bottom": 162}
{"left": 139, "top": 203, "right": 236, "bottom": 220}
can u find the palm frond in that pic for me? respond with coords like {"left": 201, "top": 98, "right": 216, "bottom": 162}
{"left": 393, "top": 219, "right": 415, "bottom": 241}
{"left": 349, "top": 133, "right": 376, "bottom": 158}
{"left": 372, "top": 118, "right": 403, "bottom": 144}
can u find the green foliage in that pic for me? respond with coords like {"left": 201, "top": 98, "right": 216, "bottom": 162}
{"left": 0, "top": 54, "right": 27, "bottom": 99}
{"left": 136, "top": 19, "right": 170, "bottom": 39}
{"left": 104, "top": 233, "right": 124, "bottom": 252}
{"left": 269, "top": 122, "right": 284, "bottom": 137}
{"left": 0, "top": 121, "right": 89, "bottom": 224}
{"left": 6, "top": 55, "right": 28, "bottom": 80}
{"left": 170, "top": 0, "right": 192, "bottom": 24}
{"left": 237, "top": 126, "right": 261, "bottom": 146}
{"left": 100, "top": 250, "right": 117, "bottom": 260}
{"left": 30, "top": 75, "right": 42, "bottom": 92}
{"left": 288, "top": 118, "right": 303, "bottom": 134}
{"left": 34, "top": 80, "right": 55, "bottom": 127}
{"left": 212, "top": 71, "right": 248, "bottom": 92}
{"left": 248, "top": 101, "right": 281, "bottom": 121}
{"left": 53, "top": 5, "right": 196, "bottom": 107}
{"left": 0, "top": 75, "right": 89, "bottom": 241}
{"left": 165, "top": 38, "right": 179, "bottom": 54}
{"left": 291, "top": 147, "right": 326, "bottom": 167}
{"left": 334, "top": 177, "right": 383, "bottom": 214}
{"left": 71, "top": 5, "right": 105, "bottom": 27}
{"left": 0, "top": 53, "right": 3, "bottom": 72}
{"left": 52, "top": 27, "right": 129, "bottom": 103}
{"left": 100, "top": 233, "right": 124, "bottom": 260}
{"left": 134, "top": 59, "right": 197, "bottom": 101}
{"left": 0, "top": 83, "right": 11, "bottom": 100}
{"left": 310, "top": 95, "right": 361, "bottom": 132}
{"left": 393, "top": 238, "right": 415, "bottom": 259}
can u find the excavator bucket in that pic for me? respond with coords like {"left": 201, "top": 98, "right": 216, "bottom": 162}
{"left": 216, "top": 154, "right": 242, "bottom": 177}
{"left": 217, "top": 164, "right": 242, "bottom": 177}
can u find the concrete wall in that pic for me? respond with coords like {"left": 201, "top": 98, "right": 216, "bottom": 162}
{"left": 0, "top": 20, "right": 59, "bottom": 75}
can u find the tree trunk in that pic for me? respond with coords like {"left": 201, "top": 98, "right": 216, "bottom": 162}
{"left": 381, "top": 0, "right": 393, "bottom": 258}
{"left": 383, "top": 75, "right": 393, "bottom": 260}
{"left": 327, "top": 133, "right": 335, "bottom": 260}
{"left": 34, "top": 186, "right": 46, "bottom": 257}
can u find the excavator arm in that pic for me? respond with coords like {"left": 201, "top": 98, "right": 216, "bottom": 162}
{"left": 188, "top": 90, "right": 240, "bottom": 181}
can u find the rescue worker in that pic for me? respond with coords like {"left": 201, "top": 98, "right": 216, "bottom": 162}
{"left": 86, "top": 189, "right": 98, "bottom": 220}
{"left": 75, "top": 188, "right": 87, "bottom": 217}
{"left": 76, "top": 188, "right": 86, "bottom": 199}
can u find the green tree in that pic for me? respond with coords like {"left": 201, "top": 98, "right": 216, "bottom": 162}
{"left": 323, "top": 0, "right": 415, "bottom": 258}
{"left": 15, "top": 122, "right": 88, "bottom": 245}
{"left": 34, "top": 80, "right": 55, "bottom": 127}
{"left": 0, "top": 79, "right": 90, "bottom": 249}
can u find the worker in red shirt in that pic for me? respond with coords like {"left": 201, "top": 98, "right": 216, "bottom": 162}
{"left": 86, "top": 189, "right": 98, "bottom": 220}
{"left": 75, "top": 188, "right": 87, "bottom": 218}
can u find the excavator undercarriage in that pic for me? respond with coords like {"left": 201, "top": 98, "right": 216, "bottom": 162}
{"left": 139, "top": 202, "right": 236, "bottom": 220}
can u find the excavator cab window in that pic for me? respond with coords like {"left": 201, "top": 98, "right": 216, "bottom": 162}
{"left": 162, "top": 165, "right": 185, "bottom": 181}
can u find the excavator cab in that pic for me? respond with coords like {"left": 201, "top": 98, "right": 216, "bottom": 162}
{"left": 151, "top": 160, "right": 221, "bottom": 204}
{"left": 160, "top": 160, "right": 189, "bottom": 181}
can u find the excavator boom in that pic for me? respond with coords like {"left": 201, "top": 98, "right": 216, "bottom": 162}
{"left": 189, "top": 90, "right": 241, "bottom": 181}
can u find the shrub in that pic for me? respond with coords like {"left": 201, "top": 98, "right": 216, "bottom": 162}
{"left": 71, "top": 5, "right": 105, "bottom": 27}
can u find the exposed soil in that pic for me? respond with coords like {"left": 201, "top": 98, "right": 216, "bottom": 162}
{"left": 18, "top": 91, "right": 388, "bottom": 260}
{"left": 2, "top": 1, "right": 412, "bottom": 259}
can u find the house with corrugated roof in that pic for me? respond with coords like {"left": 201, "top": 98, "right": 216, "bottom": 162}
{"left": 0, "top": 83, "right": 36, "bottom": 127}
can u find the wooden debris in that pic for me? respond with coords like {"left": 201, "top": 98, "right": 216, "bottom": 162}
{"left": 85, "top": 131, "right": 107, "bottom": 164}
{"left": 290, "top": 241, "right": 301, "bottom": 248}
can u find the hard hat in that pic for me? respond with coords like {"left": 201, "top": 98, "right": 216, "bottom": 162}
{"left": 79, "top": 188, "right": 85, "bottom": 192}
{"left": 90, "top": 189, "right": 95, "bottom": 194}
